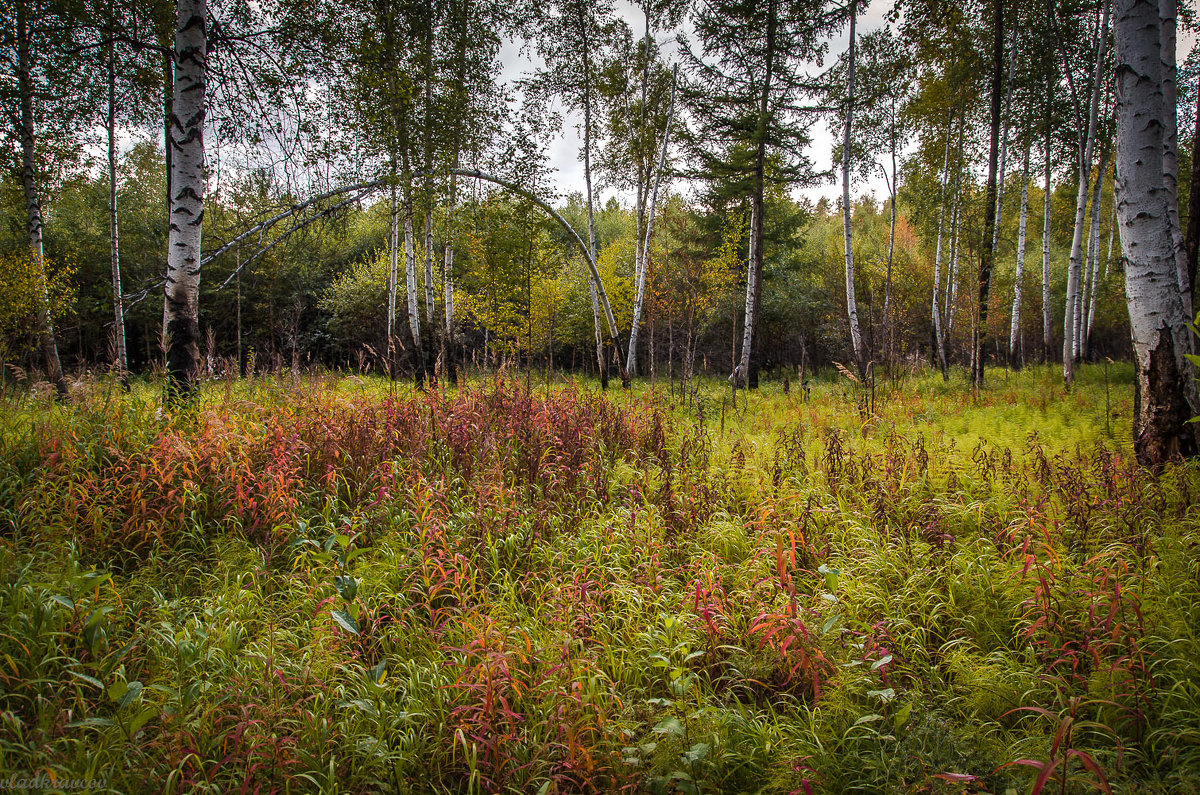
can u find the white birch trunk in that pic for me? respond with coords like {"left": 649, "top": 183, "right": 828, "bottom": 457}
{"left": 1082, "top": 149, "right": 1108, "bottom": 356}
{"left": 946, "top": 184, "right": 961, "bottom": 338}
{"left": 404, "top": 188, "right": 421, "bottom": 350}
{"left": 444, "top": 172, "right": 457, "bottom": 381}
{"left": 1063, "top": 0, "right": 1110, "bottom": 383}
{"left": 107, "top": 34, "right": 127, "bottom": 376}
{"left": 1043, "top": 135, "right": 1053, "bottom": 359}
{"left": 626, "top": 64, "right": 677, "bottom": 376}
{"left": 737, "top": 203, "right": 757, "bottom": 386}
{"left": 1160, "top": 0, "right": 1192, "bottom": 319}
{"left": 882, "top": 120, "right": 898, "bottom": 362}
{"left": 1010, "top": 145, "right": 1031, "bottom": 361}
{"left": 842, "top": 2, "right": 864, "bottom": 371}
{"left": 423, "top": 202, "right": 435, "bottom": 331}
{"left": 1105, "top": 200, "right": 1116, "bottom": 278}
{"left": 163, "top": 0, "right": 207, "bottom": 396}
{"left": 932, "top": 108, "right": 953, "bottom": 378}
{"left": 387, "top": 181, "right": 399, "bottom": 375}
{"left": 1114, "top": 0, "right": 1199, "bottom": 462}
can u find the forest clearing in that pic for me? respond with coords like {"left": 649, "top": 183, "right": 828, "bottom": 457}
{"left": 3, "top": 366, "right": 1200, "bottom": 793}
{"left": 5, "top": 0, "right": 1200, "bottom": 789}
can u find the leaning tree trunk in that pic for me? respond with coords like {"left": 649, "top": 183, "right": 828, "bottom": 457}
{"left": 842, "top": 1, "right": 865, "bottom": 376}
{"left": 1010, "top": 145, "right": 1031, "bottom": 367}
{"left": 973, "top": 0, "right": 1004, "bottom": 389}
{"left": 106, "top": 31, "right": 127, "bottom": 378}
{"left": 1114, "top": 0, "right": 1199, "bottom": 464}
{"left": 626, "top": 64, "right": 677, "bottom": 377}
{"left": 163, "top": 0, "right": 207, "bottom": 399}
{"left": 1063, "top": 0, "right": 1110, "bottom": 385}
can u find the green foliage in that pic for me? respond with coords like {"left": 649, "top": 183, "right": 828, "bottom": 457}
{"left": 0, "top": 249, "right": 76, "bottom": 357}
{"left": 1, "top": 367, "right": 1197, "bottom": 792}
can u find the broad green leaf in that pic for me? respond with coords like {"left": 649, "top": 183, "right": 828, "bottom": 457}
{"left": 653, "top": 716, "right": 685, "bottom": 736}
{"left": 332, "top": 609, "right": 359, "bottom": 635}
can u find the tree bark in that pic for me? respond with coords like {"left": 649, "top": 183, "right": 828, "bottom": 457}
{"left": 945, "top": 112, "right": 966, "bottom": 343}
{"left": 387, "top": 177, "right": 399, "bottom": 379}
{"left": 444, "top": 171, "right": 458, "bottom": 385}
{"left": 882, "top": 117, "right": 897, "bottom": 365}
{"left": 842, "top": 1, "right": 864, "bottom": 375}
{"left": 15, "top": 0, "right": 67, "bottom": 396}
{"left": 1186, "top": 69, "right": 1200, "bottom": 309}
{"left": 741, "top": 0, "right": 777, "bottom": 390}
{"left": 1063, "top": 0, "right": 1111, "bottom": 384}
{"left": 1114, "top": 0, "right": 1199, "bottom": 463}
{"left": 107, "top": 29, "right": 127, "bottom": 378}
{"left": 404, "top": 185, "right": 424, "bottom": 387}
{"left": 737, "top": 202, "right": 757, "bottom": 388}
{"left": 1083, "top": 147, "right": 1109, "bottom": 357}
{"left": 163, "top": 0, "right": 207, "bottom": 399}
{"left": 1160, "top": 0, "right": 1191, "bottom": 320}
{"left": 1043, "top": 124, "right": 1054, "bottom": 361}
{"left": 1010, "top": 145, "right": 1031, "bottom": 367}
{"left": 932, "top": 107, "right": 953, "bottom": 379}
{"left": 627, "top": 64, "right": 677, "bottom": 377}
{"left": 972, "top": 0, "right": 1004, "bottom": 389}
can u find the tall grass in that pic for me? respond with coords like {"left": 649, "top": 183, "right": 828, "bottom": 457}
{"left": 1, "top": 365, "right": 1197, "bottom": 793}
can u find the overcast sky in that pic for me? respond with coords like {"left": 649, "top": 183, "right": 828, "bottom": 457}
{"left": 497, "top": 0, "right": 896, "bottom": 209}
{"left": 501, "top": 0, "right": 1199, "bottom": 211}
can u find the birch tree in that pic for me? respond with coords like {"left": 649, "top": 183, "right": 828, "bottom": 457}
{"left": 4, "top": 0, "right": 70, "bottom": 395}
{"left": 1062, "top": 0, "right": 1110, "bottom": 385}
{"left": 931, "top": 108, "right": 954, "bottom": 379}
{"left": 525, "top": 0, "right": 626, "bottom": 387}
{"left": 1042, "top": 116, "right": 1053, "bottom": 361}
{"left": 840, "top": 0, "right": 864, "bottom": 375}
{"left": 105, "top": 17, "right": 128, "bottom": 378}
{"left": 162, "top": 0, "right": 207, "bottom": 397}
{"left": 1009, "top": 144, "right": 1031, "bottom": 366}
{"left": 599, "top": 0, "right": 686, "bottom": 377}
{"left": 1113, "top": 0, "right": 1199, "bottom": 463}
{"left": 621, "top": 62, "right": 678, "bottom": 379}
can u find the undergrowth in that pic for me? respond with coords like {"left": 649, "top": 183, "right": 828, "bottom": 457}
{"left": 1, "top": 364, "right": 1198, "bottom": 793}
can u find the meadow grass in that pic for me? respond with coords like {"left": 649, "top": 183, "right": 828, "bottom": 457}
{"left": 1, "top": 363, "right": 1198, "bottom": 794}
